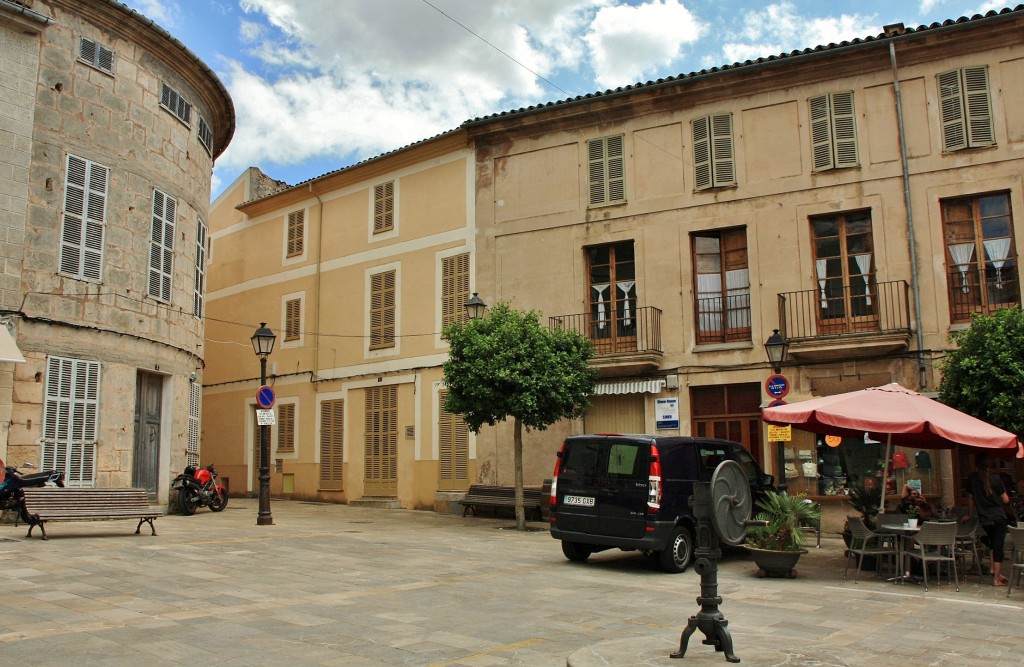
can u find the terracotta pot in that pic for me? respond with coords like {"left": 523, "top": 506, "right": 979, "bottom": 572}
{"left": 746, "top": 547, "right": 807, "bottom": 578}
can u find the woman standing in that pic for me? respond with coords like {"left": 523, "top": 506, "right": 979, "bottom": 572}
{"left": 966, "top": 455, "right": 1011, "bottom": 586}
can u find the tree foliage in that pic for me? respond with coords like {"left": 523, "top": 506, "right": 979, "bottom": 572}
{"left": 938, "top": 307, "right": 1024, "bottom": 437}
{"left": 442, "top": 302, "right": 597, "bottom": 434}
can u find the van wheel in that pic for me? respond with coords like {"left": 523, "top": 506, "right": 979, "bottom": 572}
{"left": 659, "top": 527, "right": 694, "bottom": 573}
{"left": 561, "top": 541, "right": 593, "bottom": 562}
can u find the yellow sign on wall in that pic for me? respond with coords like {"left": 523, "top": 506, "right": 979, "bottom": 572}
{"left": 767, "top": 425, "right": 792, "bottom": 441}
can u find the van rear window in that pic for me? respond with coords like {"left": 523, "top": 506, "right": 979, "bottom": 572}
{"left": 608, "top": 444, "right": 643, "bottom": 478}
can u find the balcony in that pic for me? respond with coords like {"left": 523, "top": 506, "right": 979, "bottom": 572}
{"left": 549, "top": 306, "right": 662, "bottom": 376}
{"left": 778, "top": 280, "right": 912, "bottom": 361}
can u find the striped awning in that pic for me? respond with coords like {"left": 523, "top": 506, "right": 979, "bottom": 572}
{"left": 594, "top": 379, "right": 665, "bottom": 395}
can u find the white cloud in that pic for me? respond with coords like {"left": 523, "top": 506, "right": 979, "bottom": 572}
{"left": 585, "top": 0, "right": 704, "bottom": 89}
{"left": 129, "top": 0, "right": 177, "bottom": 26}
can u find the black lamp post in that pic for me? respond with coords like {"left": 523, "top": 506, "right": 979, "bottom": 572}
{"left": 251, "top": 322, "right": 276, "bottom": 525}
{"left": 764, "top": 328, "right": 789, "bottom": 493}
{"left": 465, "top": 292, "right": 487, "bottom": 320}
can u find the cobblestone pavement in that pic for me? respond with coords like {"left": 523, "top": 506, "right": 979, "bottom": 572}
{"left": 0, "top": 498, "right": 1021, "bottom": 666}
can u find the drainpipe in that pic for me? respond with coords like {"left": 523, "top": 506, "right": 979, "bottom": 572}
{"left": 890, "top": 41, "right": 927, "bottom": 389}
{"left": 310, "top": 183, "right": 324, "bottom": 383}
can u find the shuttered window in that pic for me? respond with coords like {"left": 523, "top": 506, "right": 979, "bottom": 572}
{"left": 197, "top": 116, "right": 213, "bottom": 154}
{"left": 285, "top": 298, "right": 301, "bottom": 341}
{"left": 374, "top": 181, "right": 395, "bottom": 233}
{"left": 187, "top": 381, "right": 200, "bottom": 469}
{"left": 287, "top": 209, "right": 304, "bottom": 257}
{"left": 587, "top": 135, "right": 625, "bottom": 205}
{"left": 693, "top": 113, "right": 735, "bottom": 190}
{"left": 438, "top": 390, "right": 469, "bottom": 489}
{"left": 693, "top": 228, "right": 750, "bottom": 344}
{"left": 194, "top": 218, "right": 206, "bottom": 317}
{"left": 160, "top": 82, "right": 192, "bottom": 125}
{"left": 938, "top": 66, "right": 994, "bottom": 152}
{"left": 60, "top": 154, "right": 107, "bottom": 281}
{"left": 364, "top": 386, "right": 397, "bottom": 483}
{"left": 41, "top": 356, "right": 100, "bottom": 487}
{"left": 441, "top": 253, "right": 470, "bottom": 329}
{"left": 277, "top": 403, "right": 295, "bottom": 453}
{"left": 809, "top": 91, "right": 859, "bottom": 171}
{"left": 370, "top": 270, "right": 396, "bottom": 349}
{"left": 148, "top": 189, "right": 176, "bottom": 302}
{"left": 78, "top": 37, "right": 114, "bottom": 74}
{"left": 319, "top": 399, "right": 344, "bottom": 488}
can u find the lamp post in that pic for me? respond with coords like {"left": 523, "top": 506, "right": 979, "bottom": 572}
{"left": 465, "top": 292, "right": 487, "bottom": 320}
{"left": 764, "top": 328, "right": 789, "bottom": 493}
{"left": 251, "top": 322, "right": 276, "bottom": 525}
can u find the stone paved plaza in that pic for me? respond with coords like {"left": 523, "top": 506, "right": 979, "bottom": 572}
{"left": 0, "top": 498, "right": 1021, "bottom": 666}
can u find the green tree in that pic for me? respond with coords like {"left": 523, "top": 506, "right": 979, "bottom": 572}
{"left": 443, "top": 302, "right": 597, "bottom": 530}
{"left": 939, "top": 307, "right": 1024, "bottom": 437}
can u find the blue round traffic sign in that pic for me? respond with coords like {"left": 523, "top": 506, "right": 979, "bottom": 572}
{"left": 764, "top": 374, "right": 790, "bottom": 399}
{"left": 256, "top": 385, "right": 275, "bottom": 409}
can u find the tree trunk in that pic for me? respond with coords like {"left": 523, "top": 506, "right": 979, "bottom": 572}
{"left": 514, "top": 417, "right": 526, "bottom": 530}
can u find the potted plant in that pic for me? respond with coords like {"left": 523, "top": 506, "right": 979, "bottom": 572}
{"left": 744, "top": 491, "right": 821, "bottom": 578}
{"left": 905, "top": 505, "right": 920, "bottom": 528}
{"left": 841, "top": 481, "right": 882, "bottom": 549}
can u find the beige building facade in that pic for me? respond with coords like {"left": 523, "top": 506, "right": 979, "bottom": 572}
{"left": 0, "top": 0, "right": 232, "bottom": 503}
{"left": 204, "top": 135, "right": 476, "bottom": 510}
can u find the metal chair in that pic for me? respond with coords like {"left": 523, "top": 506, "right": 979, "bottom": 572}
{"left": 844, "top": 515, "right": 897, "bottom": 582}
{"left": 1006, "top": 525, "right": 1024, "bottom": 597}
{"left": 954, "top": 516, "right": 983, "bottom": 581}
{"left": 905, "top": 521, "right": 959, "bottom": 592}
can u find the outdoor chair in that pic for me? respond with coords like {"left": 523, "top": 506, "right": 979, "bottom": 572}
{"left": 906, "top": 521, "right": 959, "bottom": 592}
{"left": 954, "top": 516, "right": 983, "bottom": 581}
{"left": 844, "top": 515, "right": 897, "bottom": 583}
{"left": 1006, "top": 525, "right": 1024, "bottom": 597}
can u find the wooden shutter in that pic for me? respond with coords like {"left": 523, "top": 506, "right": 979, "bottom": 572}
{"left": 587, "top": 136, "right": 625, "bottom": 205}
{"left": 277, "top": 403, "right": 295, "bottom": 453}
{"left": 692, "top": 116, "right": 712, "bottom": 190}
{"left": 438, "top": 390, "right": 469, "bottom": 488}
{"left": 285, "top": 298, "right": 301, "bottom": 341}
{"left": 442, "top": 253, "right": 470, "bottom": 328}
{"left": 374, "top": 181, "right": 394, "bottom": 233}
{"left": 149, "top": 190, "right": 175, "bottom": 301}
{"left": 831, "top": 91, "right": 859, "bottom": 168}
{"left": 364, "top": 386, "right": 397, "bottom": 485}
{"left": 938, "top": 69, "right": 967, "bottom": 151}
{"left": 809, "top": 94, "right": 834, "bottom": 170}
{"left": 710, "top": 113, "right": 735, "bottom": 187}
{"left": 963, "top": 66, "right": 993, "bottom": 147}
{"left": 370, "top": 270, "right": 396, "bottom": 349}
{"left": 319, "top": 399, "right": 344, "bottom": 487}
{"left": 287, "top": 210, "right": 304, "bottom": 257}
{"left": 61, "top": 155, "right": 107, "bottom": 280}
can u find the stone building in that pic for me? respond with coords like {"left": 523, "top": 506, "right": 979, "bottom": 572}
{"left": 0, "top": 0, "right": 233, "bottom": 502}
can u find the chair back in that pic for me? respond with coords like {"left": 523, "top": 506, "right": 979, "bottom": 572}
{"left": 847, "top": 515, "right": 872, "bottom": 541}
{"left": 1007, "top": 525, "right": 1024, "bottom": 553}
{"left": 914, "top": 521, "right": 957, "bottom": 547}
{"left": 955, "top": 516, "right": 978, "bottom": 538}
{"left": 878, "top": 513, "right": 909, "bottom": 529}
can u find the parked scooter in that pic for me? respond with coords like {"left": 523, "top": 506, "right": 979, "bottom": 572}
{"left": 171, "top": 463, "right": 228, "bottom": 515}
{"left": 0, "top": 459, "right": 66, "bottom": 524}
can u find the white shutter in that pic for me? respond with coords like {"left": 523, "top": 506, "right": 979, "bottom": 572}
{"left": 831, "top": 91, "right": 859, "bottom": 167}
{"left": 809, "top": 94, "right": 834, "bottom": 171}
{"left": 710, "top": 113, "right": 735, "bottom": 187}
{"left": 61, "top": 155, "right": 106, "bottom": 280}
{"left": 692, "top": 116, "right": 712, "bottom": 190}
{"left": 938, "top": 69, "right": 967, "bottom": 151}
{"left": 963, "top": 66, "right": 994, "bottom": 147}
{"left": 194, "top": 218, "right": 206, "bottom": 317}
{"left": 149, "top": 190, "right": 176, "bottom": 302}
{"left": 42, "top": 356, "right": 100, "bottom": 486}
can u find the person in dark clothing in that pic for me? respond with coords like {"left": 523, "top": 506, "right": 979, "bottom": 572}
{"left": 897, "top": 484, "right": 933, "bottom": 520}
{"left": 965, "top": 454, "right": 1011, "bottom": 586}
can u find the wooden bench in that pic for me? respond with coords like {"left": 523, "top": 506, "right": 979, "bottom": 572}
{"left": 462, "top": 484, "right": 543, "bottom": 520}
{"left": 21, "top": 488, "right": 162, "bottom": 540}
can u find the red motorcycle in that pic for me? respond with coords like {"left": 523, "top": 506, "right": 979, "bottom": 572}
{"left": 171, "top": 463, "right": 228, "bottom": 515}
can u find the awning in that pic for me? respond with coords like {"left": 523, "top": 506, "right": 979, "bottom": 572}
{"left": 594, "top": 379, "right": 665, "bottom": 395}
{"left": 0, "top": 327, "right": 26, "bottom": 363}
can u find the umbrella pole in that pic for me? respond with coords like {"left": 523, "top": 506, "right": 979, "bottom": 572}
{"left": 879, "top": 434, "right": 893, "bottom": 516}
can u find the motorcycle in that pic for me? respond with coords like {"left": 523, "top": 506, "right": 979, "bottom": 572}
{"left": 0, "top": 459, "right": 65, "bottom": 524}
{"left": 171, "top": 463, "right": 228, "bottom": 515}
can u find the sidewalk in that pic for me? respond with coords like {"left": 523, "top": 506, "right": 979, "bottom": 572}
{"left": 0, "top": 498, "right": 1021, "bottom": 666}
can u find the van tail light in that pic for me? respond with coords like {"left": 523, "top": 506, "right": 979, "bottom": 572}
{"left": 648, "top": 445, "right": 663, "bottom": 510}
{"left": 550, "top": 441, "right": 565, "bottom": 507}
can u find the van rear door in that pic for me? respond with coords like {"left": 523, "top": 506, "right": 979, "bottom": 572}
{"left": 555, "top": 438, "right": 649, "bottom": 539}
{"left": 599, "top": 441, "right": 649, "bottom": 539}
{"left": 554, "top": 439, "right": 604, "bottom": 535}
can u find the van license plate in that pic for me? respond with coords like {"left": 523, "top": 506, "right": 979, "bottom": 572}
{"left": 564, "top": 495, "right": 595, "bottom": 507}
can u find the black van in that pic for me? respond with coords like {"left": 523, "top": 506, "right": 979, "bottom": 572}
{"left": 548, "top": 434, "right": 774, "bottom": 573}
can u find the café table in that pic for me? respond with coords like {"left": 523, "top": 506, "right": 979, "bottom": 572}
{"left": 877, "top": 521, "right": 922, "bottom": 584}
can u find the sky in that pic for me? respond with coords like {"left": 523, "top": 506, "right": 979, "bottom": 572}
{"left": 118, "top": 0, "right": 1009, "bottom": 201}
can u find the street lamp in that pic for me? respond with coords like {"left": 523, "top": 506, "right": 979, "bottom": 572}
{"left": 764, "top": 328, "right": 789, "bottom": 375}
{"left": 465, "top": 292, "right": 487, "bottom": 320}
{"left": 764, "top": 328, "right": 789, "bottom": 493}
{"left": 251, "top": 322, "right": 276, "bottom": 525}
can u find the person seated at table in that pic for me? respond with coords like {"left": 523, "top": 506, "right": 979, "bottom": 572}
{"left": 897, "top": 485, "right": 934, "bottom": 520}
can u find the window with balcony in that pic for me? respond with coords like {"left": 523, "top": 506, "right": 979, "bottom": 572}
{"left": 943, "top": 192, "right": 1018, "bottom": 322}
{"left": 587, "top": 242, "right": 636, "bottom": 352}
{"left": 811, "top": 210, "right": 876, "bottom": 334}
{"left": 692, "top": 228, "right": 749, "bottom": 344}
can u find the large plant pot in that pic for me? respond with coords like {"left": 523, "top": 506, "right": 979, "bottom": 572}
{"left": 747, "top": 547, "right": 807, "bottom": 578}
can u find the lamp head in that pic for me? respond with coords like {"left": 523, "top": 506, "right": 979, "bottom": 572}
{"left": 251, "top": 322, "right": 276, "bottom": 358}
{"left": 764, "top": 328, "right": 789, "bottom": 374}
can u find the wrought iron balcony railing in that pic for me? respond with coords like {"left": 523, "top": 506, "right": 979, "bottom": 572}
{"left": 778, "top": 279, "right": 911, "bottom": 341}
{"left": 549, "top": 306, "right": 662, "bottom": 356}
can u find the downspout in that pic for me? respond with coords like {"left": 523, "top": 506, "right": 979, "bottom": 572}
{"left": 890, "top": 41, "right": 927, "bottom": 389}
{"left": 310, "top": 184, "right": 324, "bottom": 383}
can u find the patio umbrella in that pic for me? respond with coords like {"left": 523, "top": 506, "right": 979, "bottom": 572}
{"left": 761, "top": 383, "right": 1020, "bottom": 513}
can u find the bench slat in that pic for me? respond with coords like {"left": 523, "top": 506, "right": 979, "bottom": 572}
{"left": 21, "top": 488, "right": 162, "bottom": 540}
{"left": 462, "top": 484, "right": 542, "bottom": 519}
